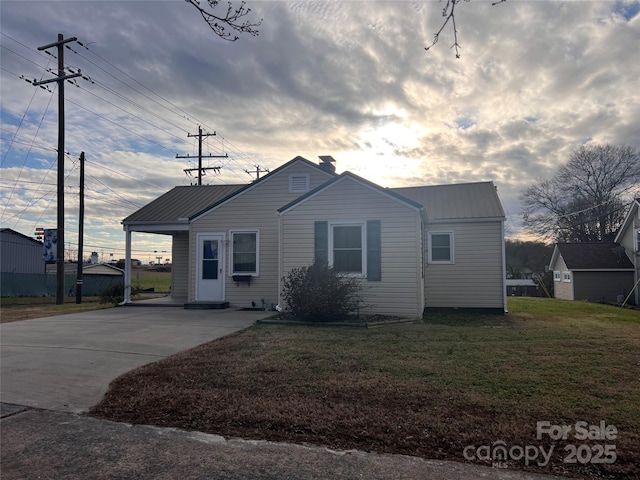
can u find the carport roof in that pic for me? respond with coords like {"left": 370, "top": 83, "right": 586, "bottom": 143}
{"left": 123, "top": 184, "right": 244, "bottom": 226}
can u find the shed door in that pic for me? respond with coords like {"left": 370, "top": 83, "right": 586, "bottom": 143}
{"left": 197, "top": 234, "right": 224, "bottom": 301}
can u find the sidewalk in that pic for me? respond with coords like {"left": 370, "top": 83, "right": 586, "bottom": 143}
{"left": 1, "top": 407, "right": 568, "bottom": 480}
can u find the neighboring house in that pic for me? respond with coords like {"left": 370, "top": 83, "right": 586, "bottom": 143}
{"left": 615, "top": 198, "right": 640, "bottom": 305}
{"left": 549, "top": 242, "right": 634, "bottom": 304}
{"left": 0, "top": 228, "right": 45, "bottom": 274}
{"left": 505, "top": 278, "right": 541, "bottom": 297}
{"left": 46, "top": 262, "right": 125, "bottom": 296}
{"left": 122, "top": 156, "right": 507, "bottom": 318}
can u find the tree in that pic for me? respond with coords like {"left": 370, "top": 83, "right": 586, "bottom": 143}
{"left": 425, "top": 0, "right": 507, "bottom": 58}
{"left": 185, "top": 0, "right": 262, "bottom": 41}
{"left": 520, "top": 143, "right": 640, "bottom": 242}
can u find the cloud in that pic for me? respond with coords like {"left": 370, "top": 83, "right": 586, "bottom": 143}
{"left": 1, "top": 0, "right": 639, "bottom": 254}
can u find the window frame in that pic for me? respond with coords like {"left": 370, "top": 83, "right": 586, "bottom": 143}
{"left": 428, "top": 231, "right": 455, "bottom": 264}
{"left": 229, "top": 229, "right": 260, "bottom": 276}
{"left": 562, "top": 271, "right": 571, "bottom": 283}
{"left": 328, "top": 221, "right": 366, "bottom": 277}
{"left": 288, "top": 173, "right": 310, "bottom": 194}
{"left": 553, "top": 271, "right": 561, "bottom": 282}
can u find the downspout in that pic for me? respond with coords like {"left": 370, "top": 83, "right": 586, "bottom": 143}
{"left": 276, "top": 211, "right": 283, "bottom": 309}
{"left": 122, "top": 225, "right": 132, "bottom": 305}
{"left": 501, "top": 219, "right": 508, "bottom": 313}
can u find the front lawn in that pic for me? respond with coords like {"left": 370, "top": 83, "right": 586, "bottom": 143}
{"left": 90, "top": 298, "right": 640, "bottom": 479}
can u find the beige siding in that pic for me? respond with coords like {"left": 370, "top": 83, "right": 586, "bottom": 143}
{"left": 551, "top": 254, "right": 573, "bottom": 300}
{"left": 171, "top": 232, "right": 189, "bottom": 299}
{"left": 281, "top": 178, "right": 423, "bottom": 318}
{"left": 424, "top": 221, "right": 504, "bottom": 309}
{"left": 573, "top": 271, "right": 634, "bottom": 303}
{"left": 189, "top": 161, "right": 333, "bottom": 307}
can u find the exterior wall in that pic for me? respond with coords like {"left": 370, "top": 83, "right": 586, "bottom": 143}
{"left": 171, "top": 232, "right": 189, "bottom": 299}
{"left": 189, "top": 161, "right": 334, "bottom": 307}
{"left": 0, "top": 230, "right": 45, "bottom": 274}
{"left": 551, "top": 254, "right": 573, "bottom": 300}
{"left": 573, "top": 271, "right": 634, "bottom": 303}
{"left": 423, "top": 220, "right": 504, "bottom": 309}
{"left": 280, "top": 179, "right": 423, "bottom": 318}
{"left": 617, "top": 209, "right": 639, "bottom": 305}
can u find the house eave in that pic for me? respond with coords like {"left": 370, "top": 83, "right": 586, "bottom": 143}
{"left": 426, "top": 216, "right": 506, "bottom": 224}
{"left": 122, "top": 221, "right": 190, "bottom": 233}
{"left": 568, "top": 268, "right": 635, "bottom": 272}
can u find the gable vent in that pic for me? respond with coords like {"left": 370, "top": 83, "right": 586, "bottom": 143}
{"left": 289, "top": 174, "right": 310, "bottom": 193}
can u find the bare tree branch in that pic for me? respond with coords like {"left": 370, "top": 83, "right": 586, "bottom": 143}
{"left": 185, "top": 0, "right": 262, "bottom": 41}
{"left": 520, "top": 144, "right": 640, "bottom": 242}
{"left": 426, "top": 0, "right": 506, "bottom": 58}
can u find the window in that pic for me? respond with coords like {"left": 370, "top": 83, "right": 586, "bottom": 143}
{"left": 230, "top": 231, "right": 258, "bottom": 275}
{"left": 428, "top": 232, "right": 454, "bottom": 264}
{"left": 202, "top": 240, "right": 219, "bottom": 279}
{"left": 330, "top": 224, "right": 364, "bottom": 274}
{"left": 553, "top": 271, "right": 561, "bottom": 282}
{"left": 315, "top": 221, "right": 381, "bottom": 281}
{"left": 562, "top": 271, "right": 571, "bottom": 283}
{"left": 289, "top": 174, "right": 310, "bottom": 193}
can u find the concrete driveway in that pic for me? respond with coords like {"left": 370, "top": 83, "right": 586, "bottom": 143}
{"left": 0, "top": 305, "right": 271, "bottom": 412}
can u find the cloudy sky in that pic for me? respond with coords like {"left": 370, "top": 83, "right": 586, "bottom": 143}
{"left": 1, "top": 0, "right": 639, "bottom": 262}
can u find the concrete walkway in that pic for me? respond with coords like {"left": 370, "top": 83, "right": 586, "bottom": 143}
{"left": 0, "top": 305, "right": 569, "bottom": 479}
{"left": 0, "top": 304, "right": 271, "bottom": 412}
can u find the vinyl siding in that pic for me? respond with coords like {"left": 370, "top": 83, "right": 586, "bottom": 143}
{"left": 551, "top": 255, "right": 573, "bottom": 300}
{"left": 171, "top": 232, "right": 189, "bottom": 299}
{"left": 189, "top": 162, "right": 333, "bottom": 307}
{"left": 573, "top": 271, "right": 634, "bottom": 303}
{"left": 280, "top": 178, "right": 423, "bottom": 318}
{"left": 424, "top": 221, "right": 504, "bottom": 309}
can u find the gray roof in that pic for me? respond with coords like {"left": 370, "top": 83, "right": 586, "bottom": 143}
{"left": 391, "top": 181, "right": 505, "bottom": 220}
{"left": 123, "top": 184, "right": 244, "bottom": 225}
{"left": 555, "top": 242, "right": 633, "bottom": 270}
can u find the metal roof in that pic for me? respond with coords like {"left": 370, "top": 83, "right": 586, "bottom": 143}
{"left": 391, "top": 182, "right": 505, "bottom": 221}
{"left": 123, "top": 184, "right": 245, "bottom": 225}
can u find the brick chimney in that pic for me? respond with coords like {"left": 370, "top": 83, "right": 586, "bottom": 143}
{"left": 318, "top": 155, "right": 336, "bottom": 174}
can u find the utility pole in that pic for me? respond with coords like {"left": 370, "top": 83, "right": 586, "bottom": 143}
{"left": 244, "top": 165, "right": 269, "bottom": 181}
{"left": 76, "top": 152, "right": 85, "bottom": 304}
{"left": 176, "top": 126, "right": 227, "bottom": 185}
{"left": 34, "top": 34, "right": 81, "bottom": 305}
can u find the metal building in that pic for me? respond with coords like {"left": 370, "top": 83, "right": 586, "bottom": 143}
{"left": 0, "top": 228, "right": 45, "bottom": 274}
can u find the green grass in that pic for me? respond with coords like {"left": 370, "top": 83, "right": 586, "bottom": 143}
{"left": 131, "top": 269, "right": 172, "bottom": 292}
{"left": 92, "top": 297, "right": 640, "bottom": 478}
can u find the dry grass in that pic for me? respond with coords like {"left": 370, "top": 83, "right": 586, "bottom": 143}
{"left": 0, "top": 296, "right": 111, "bottom": 323}
{"left": 90, "top": 298, "right": 640, "bottom": 479}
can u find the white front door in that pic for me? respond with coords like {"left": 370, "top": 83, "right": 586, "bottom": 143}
{"left": 196, "top": 234, "right": 224, "bottom": 301}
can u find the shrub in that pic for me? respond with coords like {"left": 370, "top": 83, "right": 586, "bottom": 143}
{"left": 281, "top": 261, "right": 363, "bottom": 322}
{"left": 99, "top": 283, "right": 139, "bottom": 305}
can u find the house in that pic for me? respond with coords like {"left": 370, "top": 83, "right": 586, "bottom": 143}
{"left": 548, "top": 242, "right": 634, "bottom": 304}
{"left": 46, "top": 262, "right": 125, "bottom": 296}
{"left": 505, "top": 278, "right": 541, "bottom": 297}
{"left": 614, "top": 198, "right": 640, "bottom": 305}
{"left": 0, "top": 228, "right": 45, "bottom": 274}
{"left": 122, "top": 156, "right": 507, "bottom": 317}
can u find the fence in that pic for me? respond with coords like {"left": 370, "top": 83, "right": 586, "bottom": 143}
{"left": 0, "top": 272, "right": 123, "bottom": 297}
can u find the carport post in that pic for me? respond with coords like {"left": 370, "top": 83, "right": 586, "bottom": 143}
{"left": 123, "top": 225, "right": 132, "bottom": 304}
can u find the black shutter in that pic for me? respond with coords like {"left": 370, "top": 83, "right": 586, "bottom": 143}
{"left": 367, "top": 220, "right": 381, "bottom": 281}
{"left": 314, "top": 221, "right": 328, "bottom": 265}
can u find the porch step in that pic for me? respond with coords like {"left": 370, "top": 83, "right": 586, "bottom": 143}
{"left": 184, "top": 301, "right": 230, "bottom": 310}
